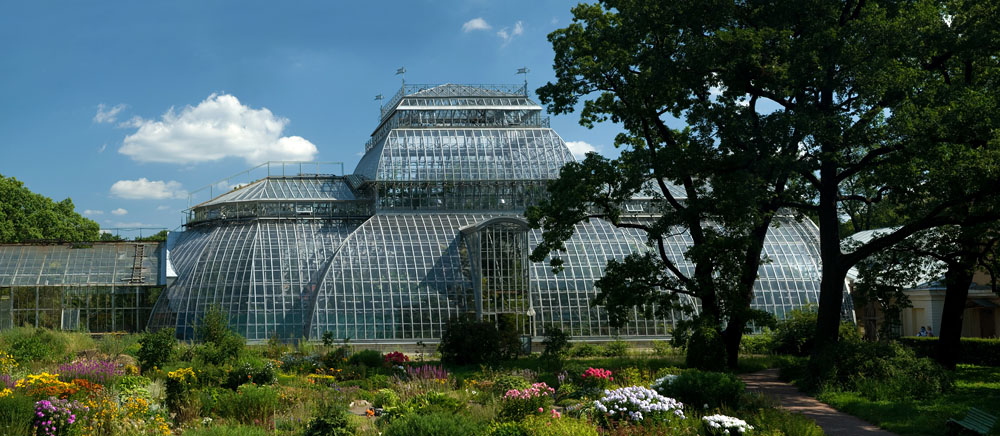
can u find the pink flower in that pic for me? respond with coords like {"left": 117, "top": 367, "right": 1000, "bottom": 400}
{"left": 538, "top": 407, "right": 544, "bottom": 413}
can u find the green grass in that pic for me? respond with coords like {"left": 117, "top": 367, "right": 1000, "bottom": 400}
{"left": 818, "top": 364, "right": 1000, "bottom": 436}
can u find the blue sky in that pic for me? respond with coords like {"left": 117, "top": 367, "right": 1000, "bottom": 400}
{"left": 0, "top": 1, "right": 623, "bottom": 234}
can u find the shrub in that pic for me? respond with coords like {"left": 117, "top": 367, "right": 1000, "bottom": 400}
{"left": 224, "top": 356, "right": 276, "bottom": 389}
{"left": 815, "top": 340, "right": 950, "bottom": 400}
{"left": 214, "top": 384, "right": 280, "bottom": 424}
{"left": 0, "top": 393, "right": 34, "bottom": 436}
{"left": 771, "top": 306, "right": 858, "bottom": 356}
{"left": 373, "top": 388, "right": 399, "bottom": 408}
{"left": 303, "top": 401, "right": 355, "bottom": 436}
{"left": 439, "top": 314, "right": 503, "bottom": 365}
{"left": 194, "top": 305, "right": 245, "bottom": 365}
{"left": 499, "top": 382, "right": 555, "bottom": 420}
{"left": 497, "top": 313, "right": 525, "bottom": 359}
{"left": 651, "top": 340, "right": 674, "bottom": 357}
{"left": 604, "top": 338, "right": 630, "bottom": 357}
{"left": 685, "top": 323, "right": 727, "bottom": 371}
{"left": 653, "top": 369, "right": 745, "bottom": 410}
{"left": 137, "top": 328, "right": 175, "bottom": 372}
{"left": 569, "top": 342, "right": 604, "bottom": 357}
{"left": 404, "top": 391, "right": 466, "bottom": 415}
{"left": 384, "top": 351, "right": 409, "bottom": 365}
{"left": 348, "top": 349, "right": 385, "bottom": 369}
{"left": 493, "top": 375, "right": 531, "bottom": 395}
{"left": 382, "top": 411, "right": 483, "bottom": 436}
{"left": 541, "top": 325, "right": 571, "bottom": 368}
{"left": 7, "top": 331, "right": 61, "bottom": 363}
{"left": 32, "top": 398, "right": 87, "bottom": 436}
{"left": 740, "top": 332, "right": 774, "bottom": 355}
{"left": 900, "top": 336, "right": 1000, "bottom": 366}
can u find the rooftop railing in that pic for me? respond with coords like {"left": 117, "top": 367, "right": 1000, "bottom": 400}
{"left": 186, "top": 161, "right": 346, "bottom": 207}
{"left": 379, "top": 84, "right": 529, "bottom": 120}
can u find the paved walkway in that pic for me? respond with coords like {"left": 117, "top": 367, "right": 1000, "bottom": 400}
{"left": 740, "top": 369, "right": 898, "bottom": 436}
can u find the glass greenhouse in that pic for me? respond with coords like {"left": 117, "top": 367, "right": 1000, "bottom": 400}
{"left": 0, "top": 242, "right": 163, "bottom": 332}
{"left": 143, "top": 83, "right": 836, "bottom": 343}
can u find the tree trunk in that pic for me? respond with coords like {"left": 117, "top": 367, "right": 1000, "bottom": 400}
{"left": 812, "top": 162, "right": 846, "bottom": 371}
{"left": 937, "top": 241, "right": 977, "bottom": 370}
{"left": 723, "top": 320, "right": 745, "bottom": 370}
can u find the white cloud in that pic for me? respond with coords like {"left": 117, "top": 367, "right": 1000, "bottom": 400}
{"left": 94, "top": 103, "right": 126, "bottom": 124}
{"left": 98, "top": 143, "right": 107, "bottom": 153}
{"left": 156, "top": 205, "right": 172, "bottom": 211}
{"left": 111, "top": 208, "right": 128, "bottom": 216}
{"left": 83, "top": 209, "right": 103, "bottom": 216}
{"left": 497, "top": 20, "right": 525, "bottom": 45}
{"left": 111, "top": 178, "right": 187, "bottom": 200}
{"left": 565, "top": 140, "right": 598, "bottom": 159}
{"left": 118, "top": 93, "right": 318, "bottom": 165}
{"left": 462, "top": 17, "right": 491, "bottom": 32}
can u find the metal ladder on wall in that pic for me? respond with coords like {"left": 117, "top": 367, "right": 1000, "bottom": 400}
{"left": 128, "top": 244, "right": 146, "bottom": 284}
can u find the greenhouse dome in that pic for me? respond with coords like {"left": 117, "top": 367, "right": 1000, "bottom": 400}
{"left": 146, "top": 83, "right": 838, "bottom": 343}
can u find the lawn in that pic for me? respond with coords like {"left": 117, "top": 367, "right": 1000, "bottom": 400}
{"left": 818, "top": 364, "right": 1000, "bottom": 436}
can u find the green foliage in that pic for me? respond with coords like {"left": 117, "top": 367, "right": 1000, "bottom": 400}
{"left": 811, "top": 340, "right": 951, "bottom": 401}
{"left": 655, "top": 369, "right": 745, "bottom": 410}
{"left": 771, "top": 306, "right": 859, "bottom": 357}
{"left": 603, "top": 338, "right": 630, "bottom": 358}
{"left": 182, "top": 424, "right": 273, "bottom": 436}
{"left": 0, "top": 174, "right": 100, "bottom": 243}
{"left": 496, "top": 313, "right": 524, "bottom": 359}
{"left": 483, "top": 421, "right": 529, "bottom": 436}
{"left": 403, "top": 391, "right": 466, "bottom": 415}
{"left": 439, "top": 314, "right": 506, "bottom": 365}
{"left": 194, "top": 305, "right": 245, "bottom": 365}
{"left": 541, "top": 324, "right": 572, "bottom": 362}
{"left": 211, "top": 384, "right": 280, "bottom": 424}
{"left": 303, "top": 402, "right": 355, "bottom": 436}
{"left": 224, "top": 356, "right": 276, "bottom": 389}
{"left": 492, "top": 375, "right": 531, "bottom": 395}
{"left": 382, "top": 411, "right": 483, "bottom": 436}
{"left": 348, "top": 349, "right": 384, "bottom": 369}
{"left": 6, "top": 331, "right": 61, "bottom": 363}
{"left": 569, "top": 343, "right": 604, "bottom": 358}
{"left": 134, "top": 229, "right": 168, "bottom": 242}
{"left": 96, "top": 333, "right": 143, "bottom": 357}
{"left": 740, "top": 332, "right": 774, "bottom": 355}
{"left": 522, "top": 415, "right": 599, "bottom": 436}
{"left": 137, "top": 328, "right": 175, "bottom": 372}
{"left": 321, "top": 331, "right": 335, "bottom": 347}
{"left": 900, "top": 336, "right": 1000, "bottom": 367}
{"left": 747, "top": 408, "right": 825, "bottom": 436}
{"left": 0, "top": 393, "right": 35, "bottom": 436}
{"left": 685, "top": 323, "right": 727, "bottom": 371}
{"left": 373, "top": 388, "right": 399, "bottom": 408}
{"left": 651, "top": 340, "right": 674, "bottom": 357}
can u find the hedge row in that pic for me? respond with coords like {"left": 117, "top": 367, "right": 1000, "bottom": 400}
{"left": 899, "top": 336, "right": 1000, "bottom": 366}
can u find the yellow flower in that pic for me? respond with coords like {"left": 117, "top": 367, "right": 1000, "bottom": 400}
{"left": 0, "top": 388, "right": 12, "bottom": 398}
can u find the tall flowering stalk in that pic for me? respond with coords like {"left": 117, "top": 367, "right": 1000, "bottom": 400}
{"left": 405, "top": 364, "right": 448, "bottom": 382}
{"left": 57, "top": 359, "right": 122, "bottom": 385}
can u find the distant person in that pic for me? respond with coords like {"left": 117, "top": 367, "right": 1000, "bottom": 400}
{"left": 927, "top": 326, "right": 934, "bottom": 337}
{"left": 917, "top": 326, "right": 927, "bottom": 337}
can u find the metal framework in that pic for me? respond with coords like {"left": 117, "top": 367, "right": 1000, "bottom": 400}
{"left": 139, "top": 83, "right": 835, "bottom": 343}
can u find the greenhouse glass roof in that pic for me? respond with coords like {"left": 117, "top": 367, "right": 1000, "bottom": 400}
{"left": 140, "top": 83, "right": 840, "bottom": 342}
